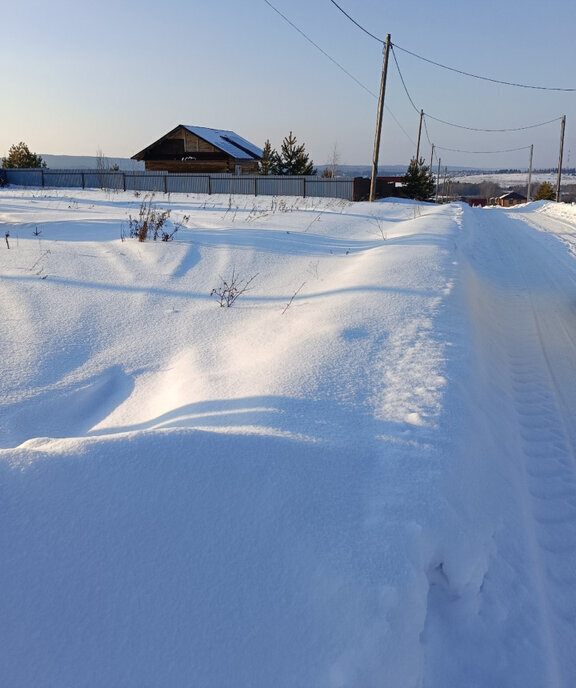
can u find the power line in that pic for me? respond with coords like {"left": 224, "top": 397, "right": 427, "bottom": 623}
{"left": 385, "top": 106, "right": 416, "bottom": 146}
{"left": 424, "top": 112, "right": 563, "bottom": 133}
{"left": 391, "top": 46, "right": 564, "bottom": 133}
{"left": 423, "top": 117, "right": 433, "bottom": 148}
{"left": 327, "top": 1, "right": 576, "bottom": 92}
{"left": 262, "top": 0, "right": 376, "bottom": 98}
{"left": 391, "top": 46, "right": 420, "bottom": 115}
{"left": 393, "top": 43, "right": 576, "bottom": 92}
{"left": 327, "top": 0, "right": 384, "bottom": 44}
{"left": 434, "top": 144, "right": 533, "bottom": 155}
{"left": 262, "top": 0, "right": 415, "bottom": 145}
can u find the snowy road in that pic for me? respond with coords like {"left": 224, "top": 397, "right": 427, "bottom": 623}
{"left": 432, "top": 204, "right": 576, "bottom": 686}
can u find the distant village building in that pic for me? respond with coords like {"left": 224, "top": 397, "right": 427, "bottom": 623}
{"left": 496, "top": 191, "right": 527, "bottom": 207}
{"left": 461, "top": 197, "right": 487, "bottom": 207}
{"left": 132, "top": 125, "right": 262, "bottom": 174}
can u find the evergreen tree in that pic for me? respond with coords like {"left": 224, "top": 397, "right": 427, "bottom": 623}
{"left": 533, "top": 181, "right": 555, "bottom": 201}
{"left": 2, "top": 142, "right": 46, "bottom": 169}
{"left": 403, "top": 156, "right": 435, "bottom": 201}
{"left": 277, "top": 131, "right": 316, "bottom": 176}
{"left": 258, "top": 139, "right": 280, "bottom": 175}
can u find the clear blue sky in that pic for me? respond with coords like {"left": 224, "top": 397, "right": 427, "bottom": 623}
{"left": 1, "top": 0, "right": 574, "bottom": 170}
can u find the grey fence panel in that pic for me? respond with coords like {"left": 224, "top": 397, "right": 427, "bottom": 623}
{"left": 229, "top": 177, "right": 258, "bottom": 195}
{"left": 83, "top": 172, "right": 124, "bottom": 190}
{"left": 305, "top": 179, "right": 353, "bottom": 200}
{"left": 5, "top": 169, "right": 43, "bottom": 186}
{"left": 125, "top": 174, "right": 167, "bottom": 193}
{"left": 256, "top": 177, "right": 305, "bottom": 196}
{"left": 166, "top": 175, "right": 210, "bottom": 194}
{"left": 210, "top": 178, "right": 233, "bottom": 195}
{"left": 1, "top": 169, "right": 356, "bottom": 200}
{"left": 44, "top": 171, "right": 83, "bottom": 188}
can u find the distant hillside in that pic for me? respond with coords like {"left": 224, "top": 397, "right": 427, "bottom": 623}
{"left": 324, "top": 165, "right": 408, "bottom": 178}
{"left": 39, "top": 157, "right": 485, "bottom": 177}
{"left": 320, "top": 164, "right": 483, "bottom": 178}
{"left": 41, "top": 154, "right": 144, "bottom": 171}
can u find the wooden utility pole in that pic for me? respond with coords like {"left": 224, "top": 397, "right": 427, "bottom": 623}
{"left": 430, "top": 143, "right": 435, "bottom": 170}
{"left": 527, "top": 144, "right": 534, "bottom": 201}
{"left": 415, "top": 109, "right": 424, "bottom": 162}
{"left": 370, "top": 34, "right": 391, "bottom": 203}
{"left": 556, "top": 115, "right": 566, "bottom": 202}
{"left": 435, "top": 157, "right": 441, "bottom": 203}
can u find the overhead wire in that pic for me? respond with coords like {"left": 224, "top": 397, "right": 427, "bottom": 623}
{"left": 434, "top": 144, "right": 534, "bottom": 155}
{"left": 262, "top": 0, "right": 376, "bottom": 98}
{"left": 327, "top": 0, "right": 384, "bottom": 44}
{"left": 392, "top": 49, "right": 541, "bottom": 162}
{"left": 392, "top": 43, "right": 576, "bottom": 92}
{"left": 391, "top": 45, "right": 563, "bottom": 133}
{"left": 424, "top": 112, "right": 563, "bottom": 133}
{"left": 262, "top": 0, "right": 416, "bottom": 145}
{"left": 422, "top": 117, "right": 434, "bottom": 152}
{"left": 328, "top": 0, "right": 576, "bottom": 91}
{"left": 390, "top": 46, "right": 420, "bottom": 115}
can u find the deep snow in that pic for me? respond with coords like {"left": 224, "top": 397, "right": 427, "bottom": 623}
{"left": 1, "top": 188, "right": 576, "bottom": 687}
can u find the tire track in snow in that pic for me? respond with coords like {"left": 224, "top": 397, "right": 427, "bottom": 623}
{"left": 461, "top": 206, "right": 576, "bottom": 686}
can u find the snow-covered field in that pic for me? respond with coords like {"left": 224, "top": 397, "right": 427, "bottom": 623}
{"left": 453, "top": 171, "right": 576, "bottom": 188}
{"left": 1, "top": 188, "right": 576, "bottom": 687}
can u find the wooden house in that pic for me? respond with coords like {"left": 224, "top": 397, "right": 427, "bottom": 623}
{"left": 497, "top": 191, "right": 527, "bottom": 207}
{"left": 132, "top": 125, "right": 262, "bottom": 174}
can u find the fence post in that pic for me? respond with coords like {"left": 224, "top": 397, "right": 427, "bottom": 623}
{"left": 164, "top": 175, "right": 168, "bottom": 194}
{"left": 123, "top": 173, "right": 126, "bottom": 192}
{"left": 41, "top": 169, "right": 45, "bottom": 188}
{"left": 254, "top": 177, "right": 258, "bottom": 197}
{"left": 207, "top": 176, "right": 211, "bottom": 195}
{"left": 303, "top": 178, "right": 306, "bottom": 198}
{"left": 81, "top": 173, "right": 85, "bottom": 189}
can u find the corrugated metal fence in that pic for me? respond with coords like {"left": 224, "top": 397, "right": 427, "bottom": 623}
{"left": 2, "top": 169, "right": 355, "bottom": 200}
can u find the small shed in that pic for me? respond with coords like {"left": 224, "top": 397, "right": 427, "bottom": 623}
{"left": 497, "top": 191, "right": 527, "bottom": 207}
{"left": 132, "top": 125, "right": 262, "bottom": 174}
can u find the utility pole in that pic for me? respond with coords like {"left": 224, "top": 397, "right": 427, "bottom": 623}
{"left": 430, "top": 143, "right": 435, "bottom": 170}
{"left": 370, "top": 34, "right": 391, "bottom": 203}
{"left": 556, "top": 115, "right": 566, "bottom": 202}
{"left": 435, "top": 157, "right": 441, "bottom": 203}
{"left": 527, "top": 144, "right": 533, "bottom": 201}
{"left": 415, "top": 109, "right": 424, "bottom": 162}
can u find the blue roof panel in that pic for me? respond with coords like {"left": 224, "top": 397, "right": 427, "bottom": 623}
{"left": 183, "top": 126, "right": 263, "bottom": 160}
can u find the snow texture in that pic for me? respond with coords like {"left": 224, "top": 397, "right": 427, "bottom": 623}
{"left": 1, "top": 188, "right": 576, "bottom": 687}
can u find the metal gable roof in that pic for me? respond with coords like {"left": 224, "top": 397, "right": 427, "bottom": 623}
{"left": 183, "top": 126, "right": 263, "bottom": 160}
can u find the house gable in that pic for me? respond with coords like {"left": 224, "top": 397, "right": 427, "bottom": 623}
{"left": 132, "top": 125, "right": 262, "bottom": 174}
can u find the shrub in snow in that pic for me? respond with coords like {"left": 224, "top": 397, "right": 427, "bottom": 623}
{"left": 210, "top": 268, "right": 258, "bottom": 307}
{"left": 127, "top": 193, "right": 188, "bottom": 242}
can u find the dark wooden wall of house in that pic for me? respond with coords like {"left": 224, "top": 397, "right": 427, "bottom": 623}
{"left": 144, "top": 160, "right": 260, "bottom": 174}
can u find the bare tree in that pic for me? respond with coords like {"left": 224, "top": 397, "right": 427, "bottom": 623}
{"left": 321, "top": 142, "right": 341, "bottom": 178}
